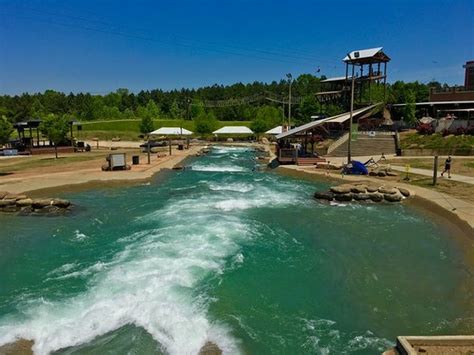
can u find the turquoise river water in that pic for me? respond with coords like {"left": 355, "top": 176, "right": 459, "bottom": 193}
{"left": 0, "top": 146, "right": 473, "bottom": 354}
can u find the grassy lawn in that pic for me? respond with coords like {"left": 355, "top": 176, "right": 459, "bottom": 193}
{"left": 406, "top": 175, "right": 474, "bottom": 203}
{"left": 400, "top": 132, "right": 474, "bottom": 152}
{"left": 76, "top": 120, "right": 252, "bottom": 141}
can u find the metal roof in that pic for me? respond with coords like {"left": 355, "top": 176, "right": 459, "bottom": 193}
{"left": 391, "top": 100, "right": 474, "bottom": 107}
{"left": 321, "top": 76, "right": 351, "bottom": 83}
{"left": 343, "top": 47, "right": 383, "bottom": 61}
{"left": 276, "top": 104, "right": 380, "bottom": 140}
{"left": 213, "top": 126, "right": 254, "bottom": 134}
{"left": 265, "top": 126, "right": 283, "bottom": 135}
{"left": 149, "top": 127, "right": 193, "bottom": 135}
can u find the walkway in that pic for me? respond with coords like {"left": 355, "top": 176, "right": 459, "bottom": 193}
{"left": 389, "top": 165, "right": 474, "bottom": 185}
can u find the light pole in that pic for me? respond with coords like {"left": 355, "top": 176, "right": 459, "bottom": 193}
{"left": 286, "top": 73, "right": 292, "bottom": 129}
{"left": 346, "top": 54, "right": 356, "bottom": 164}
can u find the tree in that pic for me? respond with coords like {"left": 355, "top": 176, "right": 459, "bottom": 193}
{"left": 39, "top": 114, "right": 69, "bottom": 158}
{"left": 194, "top": 111, "right": 218, "bottom": 135}
{"left": 140, "top": 114, "right": 154, "bottom": 134}
{"left": 170, "top": 99, "right": 182, "bottom": 119}
{"left": 0, "top": 116, "right": 13, "bottom": 146}
{"left": 250, "top": 106, "right": 283, "bottom": 136}
{"left": 404, "top": 90, "right": 417, "bottom": 127}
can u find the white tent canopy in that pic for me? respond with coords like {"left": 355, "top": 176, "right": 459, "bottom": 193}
{"left": 265, "top": 126, "right": 283, "bottom": 135}
{"left": 213, "top": 126, "right": 254, "bottom": 134}
{"left": 149, "top": 127, "right": 193, "bottom": 135}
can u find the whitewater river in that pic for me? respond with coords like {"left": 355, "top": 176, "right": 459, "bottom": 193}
{"left": 0, "top": 146, "right": 472, "bottom": 354}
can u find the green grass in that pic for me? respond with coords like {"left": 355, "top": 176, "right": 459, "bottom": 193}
{"left": 80, "top": 119, "right": 252, "bottom": 132}
{"left": 401, "top": 133, "right": 474, "bottom": 152}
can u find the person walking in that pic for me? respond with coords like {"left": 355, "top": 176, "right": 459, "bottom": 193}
{"left": 441, "top": 156, "right": 452, "bottom": 178}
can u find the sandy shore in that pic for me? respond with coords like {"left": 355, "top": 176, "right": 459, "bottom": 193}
{"left": 0, "top": 145, "right": 201, "bottom": 195}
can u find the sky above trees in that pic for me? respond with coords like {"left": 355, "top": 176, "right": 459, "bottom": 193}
{"left": 1, "top": 0, "right": 473, "bottom": 95}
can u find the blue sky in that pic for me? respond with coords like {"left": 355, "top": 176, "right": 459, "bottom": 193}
{"left": 0, "top": 0, "right": 473, "bottom": 94}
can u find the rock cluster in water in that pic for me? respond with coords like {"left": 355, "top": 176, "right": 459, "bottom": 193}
{"left": 0, "top": 191, "right": 71, "bottom": 216}
{"left": 314, "top": 183, "right": 411, "bottom": 203}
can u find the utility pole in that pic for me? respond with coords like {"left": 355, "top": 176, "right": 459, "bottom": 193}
{"left": 287, "top": 73, "right": 292, "bottom": 129}
{"left": 347, "top": 54, "right": 356, "bottom": 164}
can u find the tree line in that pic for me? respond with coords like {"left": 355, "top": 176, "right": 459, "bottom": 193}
{"left": 0, "top": 75, "right": 445, "bottom": 138}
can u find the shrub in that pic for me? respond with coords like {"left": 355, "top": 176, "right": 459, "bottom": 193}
{"left": 416, "top": 123, "right": 434, "bottom": 135}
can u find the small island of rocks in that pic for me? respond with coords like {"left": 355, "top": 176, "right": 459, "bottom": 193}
{"left": 314, "top": 183, "right": 412, "bottom": 203}
{"left": 0, "top": 191, "right": 72, "bottom": 216}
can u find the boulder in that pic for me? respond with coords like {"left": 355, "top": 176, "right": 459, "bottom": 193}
{"left": 18, "top": 206, "right": 34, "bottom": 215}
{"left": 335, "top": 193, "right": 353, "bottom": 202}
{"left": 16, "top": 198, "right": 33, "bottom": 207}
{"left": 330, "top": 185, "right": 353, "bottom": 194}
{"left": 386, "top": 171, "right": 398, "bottom": 177}
{"left": 366, "top": 185, "right": 379, "bottom": 193}
{"left": 0, "top": 199, "right": 16, "bottom": 207}
{"left": 354, "top": 193, "right": 371, "bottom": 201}
{"left": 314, "top": 191, "right": 334, "bottom": 201}
{"left": 1, "top": 205, "right": 19, "bottom": 213}
{"left": 369, "top": 171, "right": 378, "bottom": 176}
{"left": 226, "top": 138, "right": 234, "bottom": 142}
{"left": 369, "top": 193, "right": 384, "bottom": 202}
{"left": 5, "top": 193, "right": 28, "bottom": 201}
{"left": 378, "top": 186, "right": 398, "bottom": 194}
{"left": 377, "top": 171, "right": 387, "bottom": 177}
{"left": 0, "top": 191, "right": 8, "bottom": 199}
{"left": 172, "top": 165, "right": 184, "bottom": 170}
{"left": 261, "top": 137, "right": 269, "bottom": 145}
{"left": 32, "top": 199, "right": 52, "bottom": 209}
{"left": 199, "top": 341, "right": 222, "bottom": 355}
{"left": 398, "top": 187, "right": 411, "bottom": 197}
{"left": 52, "top": 198, "right": 71, "bottom": 208}
{"left": 351, "top": 186, "right": 367, "bottom": 193}
{"left": 384, "top": 193, "right": 402, "bottom": 202}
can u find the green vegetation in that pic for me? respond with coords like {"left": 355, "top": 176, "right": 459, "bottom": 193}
{"left": 0, "top": 115, "right": 13, "bottom": 145}
{"left": 250, "top": 106, "right": 284, "bottom": 136}
{"left": 401, "top": 133, "right": 474, "bottom": 152}
{"left": 403, "top": 90, "right": 416, "bottom": 126}
{"left": 39, "top": 114, "right": 70, "bottom": 158}
{"left": 194, "top": 112, "right": 218, "bottom": 135}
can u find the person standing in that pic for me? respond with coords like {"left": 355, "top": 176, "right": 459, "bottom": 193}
{"left": 441, "top": 156, "right": 452, "bottom": 178}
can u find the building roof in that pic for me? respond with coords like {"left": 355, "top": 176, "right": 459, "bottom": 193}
{"left": 265, "top": 126, "right": 283, "bottom": 135}
{"left": 343, "top": 47, "right": 390, "bottom": 63}
{"left": 391, "top": 100, "right": 474, "bottom": 107}
{"left": 213, "top": 126, "right": 254, "bottom": 134}
{"left": 321, "top": 76, "right": 352, "bottom": 83}
{"left": 149, "top": 127, "right": 193, "bottom": 135}
{"left": 276, "top": 104, "right": 380, "bottom": 140}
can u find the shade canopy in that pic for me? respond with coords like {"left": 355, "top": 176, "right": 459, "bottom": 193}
{"left": 265, "top": 126, "right": 283, "bottom": 135}
{"left": 213, "top": 126, "right": 254, "bottom": 134}
{"left": 149, "top": 127, "right": 193, "bottom": 135}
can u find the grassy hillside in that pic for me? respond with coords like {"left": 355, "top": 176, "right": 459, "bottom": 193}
{"left": 76, "top": 119, "right": 252, "bottom": 141}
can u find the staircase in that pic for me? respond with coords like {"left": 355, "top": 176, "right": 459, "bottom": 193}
{"left": 326, "top": 135, "right": 396, "bottom": 157}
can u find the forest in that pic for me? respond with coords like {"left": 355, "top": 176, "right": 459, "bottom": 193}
{"left": 0, "top": 74, "right": 444, "bottom": 128}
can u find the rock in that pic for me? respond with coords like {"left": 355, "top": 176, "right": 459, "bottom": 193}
{"left": 384, "top": 193, "right": 402, "bottom": 202}
{"left": 16, "top": 198, "right": 33, "bottom": 207}
{"left": 314, "top": 191, "right": 334, "bottom": 201}
{"left": 369, "top": 171, "right": 378, "bottom": 176}
{"left": 398, "top": 187, "right": 411, "bottom": 197}
{"left": 226, "top": 138, "right": 234, "bottom": 142}
{"left": 52, "top": 198, "right": 71, "bottom": 208}
{"left": 0, "top": 191, "right": 8, "bottom": 199}
{"left": 261, "top": 137, "right": 269, "bottom": 145}
{"left": 369, "top": 193, "right": 384, "bottom": 202}
{"left": 199, "top": 341, "right": 222, "bottom": 355}
{"left": 5, "top": 193, "right": 28, "bottom": 201}
{"left": 351, "top": 186, "right": 367, "bottom": 193}
{"left": 378, "top": 186, "right": 398, "bottom": 194}
{"left": 354, "top": 193, "right": 371, "bottom": 201}
{"left": 19, "top": 206, "right": 34, "bottom": 215}
{"left": 0, "top": 339, "right": 34, "bottom": 355}
{"left": 172, "top": 165, "right": 184, "bottom": 170}
{"left": 366, "top": 185, "right": 379, "bottom": 193}
{"left": 335, "top": 193, "right": 353, "bottom": 202}
{"left": 377, "top": 171, "right": 387, "bottom": 177}
{"left": 101, "top": 164, "right": 110, "bottom": 171}
{"left": 1, "top": 205, "right": 19, "bottom": 213}
{"left": 386, "top": 171, "right": 398, "bottom": 177}
{"left": 32, "top": 199, "right": 52, "bottom": 209}
{"left": 330, "top": 184, "right": 353, "bottom": 194}
{"left": 0, "top": 199, "right": 16, "bottom": 207}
